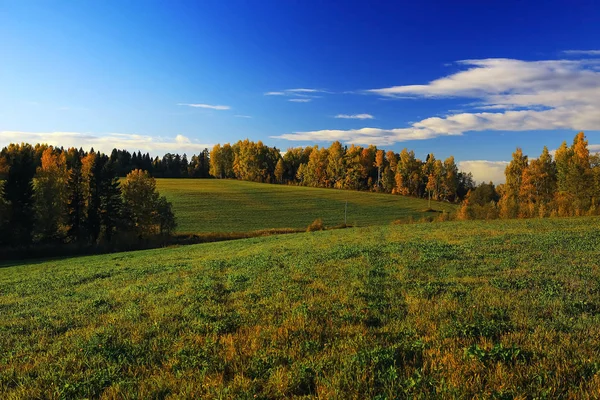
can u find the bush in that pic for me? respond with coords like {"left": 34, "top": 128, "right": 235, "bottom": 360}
{"left": 306, "top": 218, "right": 325, "bottom": 232}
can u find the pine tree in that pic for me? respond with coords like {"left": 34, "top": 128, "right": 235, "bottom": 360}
{"left": 67, "top": 155, "right": 86, "bottom": 243}
{"left": 100, "top": 161, "right": 123, "bottom": 242}
{"left": 1, "top": 144, "right": 36, "bottom": 246}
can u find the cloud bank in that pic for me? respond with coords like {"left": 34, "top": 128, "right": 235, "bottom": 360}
{"left": 0, "top": 131, "right": 213, "bottom": 156}
{"left": 276, "top": 57, "right": 600, "bottom": 144}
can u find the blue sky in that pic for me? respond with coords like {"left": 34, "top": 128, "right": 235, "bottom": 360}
{"left": 1, "top": 0, "right": 600, "bottom": 183}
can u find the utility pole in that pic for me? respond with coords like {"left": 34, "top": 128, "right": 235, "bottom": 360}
{"left": 344, "top": 200, "right": 348, "bottom": 226}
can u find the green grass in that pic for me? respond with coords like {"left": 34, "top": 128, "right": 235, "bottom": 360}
{"left": 2, "top": 217, "right": 600, "bottom": 398}
{"left": 156, "top": 179, "right": 457, "bottom": 232}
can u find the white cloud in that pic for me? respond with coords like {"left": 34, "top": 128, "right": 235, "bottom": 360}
{"left": 177, "top": 103, "right": 231, "bottom": 110}
{"left": 286, "top": 88, "right": 323, "bottom": 93}
{"left": 272, "top": 126, "right": 446, "bottom": 146}
{"left": 234, "top": 115, "right": 253, "bottom": 118}
{"left": 457, "top": 160, "right": 509, "bottom": 185}
{"left": 563, "top": 50, "right": 600, "bottom": 56}
{"left": 278, "top": 57, "right": 600, "bottom": 144}
{"left": 0, "top": 131, "right": 213, "bottom": 155}
{"left": 265, "top": 88, "right": 330, "bottom": 101}
{"left": 367, "top": 58, "right": 600, "bottom": 103}
{"left": 334, "top": 114, "right": 374, "bottom": 119}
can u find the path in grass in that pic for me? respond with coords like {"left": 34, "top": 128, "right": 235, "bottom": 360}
{"left": 156, "top": 178, "right": 457, "bottom": 232}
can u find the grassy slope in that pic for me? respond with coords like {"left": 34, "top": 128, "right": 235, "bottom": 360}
{"left": 2, "top": 217, "right": 600, "bottom": 398}
{"left": 156, "top": 179, "right": 457, "bottom": 232}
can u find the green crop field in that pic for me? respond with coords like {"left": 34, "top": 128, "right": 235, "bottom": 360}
{"left": 155, "top": 179, "right": 457, "bottom": 233}
{"left": 2, "top": 217, "right": 600, "bottom": 398}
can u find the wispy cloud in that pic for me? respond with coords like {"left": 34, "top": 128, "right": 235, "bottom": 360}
{"left": 278, "top": 57, "right": 600, "bottom": 145}
{"left": 286, "top": 88, "right": 327, "bottom": 93}
{"left": 0, "top": 131, "right": 213, "bottom": 155}
{"left": 177, "top": 103, "right": 231, "bottom": 110}
{"left": 234, "top": 115, "right": 253, "bottom": 118}
{"left": 334, "top": 113, "right": 374, "bottom": 120}
{"left": 562, "top": 50, "right": 600, "bottom": 56}
{"left": 457, "top": 160, "right": 508, "bottom": 184}
{"left": 265, "top": 88, "right": 331, "bottom": 102}
{"left": 288, "top": 98, "right": 312, "bottom": 103}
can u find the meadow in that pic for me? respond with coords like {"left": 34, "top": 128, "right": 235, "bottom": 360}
{"left": 2, "top": 217, "right": 600, "bottom": 398}
{"left": 155, "top": 179, "right": 457, "bottom": 232}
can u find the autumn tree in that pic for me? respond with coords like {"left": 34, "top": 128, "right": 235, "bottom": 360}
{"left": 396, "top": 149, "right": 421, "bottom": 196}
{"left": 122, "top": 169, "right": 176, "bottom": 238}
{"left": 209, "top": 143, "right": 234, "bottom": 179}
{"left": 33, "top": 147, "right": 69, "bottom": 241}
{"left": 274, "top": 158, "right": 285, "bottom": 183}
{"left": 303, "top": 146, "right": 329, "bottom": 187}
{"left": 344, "top": 145, "right": 363, "bottom": 190}
{"left": 374, "top": 149, "right": 385, "bottom": 189}
{"left": 382, "top": 151, "right": 397, "bottom": 193}
{"left": 122, "top": 169, "right": 160, "bottom": 237}
{"left": 518, "top": 146, "right": 556, "bottom": 217}
{"left": 499, "top": 148, "right": 528, "bottom": 218}
{"left": 442, "top": 156, "right": 459, "bottom": 202}
{"left": 326, "top": 141, "right": 345, "bottom": 188}
{"left": 569, "top": 132, "right": 594, "bottom": 214}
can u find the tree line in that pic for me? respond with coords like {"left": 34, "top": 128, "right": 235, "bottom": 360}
{"left": 107, "top": 148, "right": 211, "bottom": 178}
{"left": 0, "top": 144, "right": 176, "bottom": 253}
{"left": 209, "top": 139, "right": 475, "bottom": 202}
{"left": 459, "top": 132, "right": 600, "bottom": 220}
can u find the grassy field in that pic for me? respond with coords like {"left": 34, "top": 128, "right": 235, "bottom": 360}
{"left": 155, "top": 179, "right": 457, "bottom": 233}
{"left": 2, "top": 217, "right": 600, "bottom": 398}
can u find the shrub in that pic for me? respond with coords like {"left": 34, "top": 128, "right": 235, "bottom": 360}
{"left": 306, "top": 218, "right": 325, "bottom": 232}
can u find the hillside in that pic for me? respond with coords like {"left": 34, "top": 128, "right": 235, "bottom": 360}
{"left": 2, "top": 217, "right": 600, "bottom": 398}
{"left": 156, "top": 179, "right": 457, "bottom": 232}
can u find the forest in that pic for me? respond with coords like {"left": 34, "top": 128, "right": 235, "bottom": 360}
{"left": 0, "top": 144, "right": 175, "bottom": 257}
{"left": 1, "top": 131, "right": 598, "bottom": 256}
{"left": 460, "top": 132, "right": 600, "bottom": 219}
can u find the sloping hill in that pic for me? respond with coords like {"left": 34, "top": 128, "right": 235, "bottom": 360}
{"left": 157, "top": 178, "right": 457, "bottom": 232}
{"left": 2, "top": 217, "right": 600, "bottom": 398}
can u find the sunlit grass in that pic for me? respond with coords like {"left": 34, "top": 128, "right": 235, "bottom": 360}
{"left": 156, "top": 179, "right": 457, "bottom": 232}
{"left": 2, "top": 217, "right": 600, "bottom": 397}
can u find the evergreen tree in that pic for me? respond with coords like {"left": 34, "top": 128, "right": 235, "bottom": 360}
{"left": 1, "top": 144, "right": 36, "bottom": 246}
{"left": 67, "top": 155, "right": 86, "bottom": 243}
{"left": 100, "top": 161, "right": 123, "bottom": 242}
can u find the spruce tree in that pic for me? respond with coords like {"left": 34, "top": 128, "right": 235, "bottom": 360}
{"left": 2, "top": 144, "right": 36, "bottom": 246}
{"left": 67, "top": 155, "right": 86, "bottom": 243}
{"left": 100, "top": 161, "right": 123, "bottom": 243}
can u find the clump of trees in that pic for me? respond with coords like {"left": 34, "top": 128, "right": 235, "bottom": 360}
{"left": 0, "top": 144, "right": 176, "bottom": 252}
{"left": 459, "top": 132, "right": 600, "bottom": 220}
{"left": 210, "top": 140, "right": 475, "bottom": 202}
{"left": 102, "top": 148, "right": 211, "bottom": 178}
